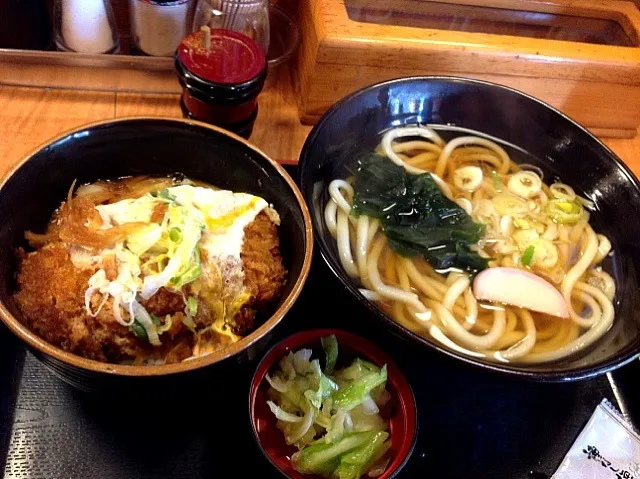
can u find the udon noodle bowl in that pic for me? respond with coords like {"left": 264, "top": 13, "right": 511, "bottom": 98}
{"left": 325, "top": 126, "right": 615, "bottom": 364}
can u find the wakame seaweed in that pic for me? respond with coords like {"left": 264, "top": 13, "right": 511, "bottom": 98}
{"left": 351, "top": 153, "right": 489, "bottom": 273}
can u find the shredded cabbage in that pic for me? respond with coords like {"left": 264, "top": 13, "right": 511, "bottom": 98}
{"left": 79, "top": 183, "right": 268, "bottom": 350}
{"left": 141, "top": 205, "right": 204, "bottom": 298}
{"left": 266, "top": 373, "right": 289, "bottom": 393}
{"left": 267, "top": 401, "right": 303, "bottom": 423}
{"left": 126, "top": 224, "right": 163, "bottom": 255}
{"left": 131, "top": 300, "right": 161, "bottom": 346}
{"left": 265, "top": 336, "right": 392, "bottom": 478}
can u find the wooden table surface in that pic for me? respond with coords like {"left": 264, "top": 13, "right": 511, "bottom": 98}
{"left": 1, "top": 67, "right": 639, "bottom": 178}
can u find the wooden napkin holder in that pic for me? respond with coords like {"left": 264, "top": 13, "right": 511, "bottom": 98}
{"left": 295, "top": 0, "right": 640, "bottom": 137}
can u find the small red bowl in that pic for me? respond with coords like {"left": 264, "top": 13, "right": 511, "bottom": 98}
{"left": 249, "top": 329, "right": 418, "bottom": 479}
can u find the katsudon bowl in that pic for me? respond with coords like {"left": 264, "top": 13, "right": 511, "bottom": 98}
{"left": 0, "top": 118, "right": 313, "bottom": 393}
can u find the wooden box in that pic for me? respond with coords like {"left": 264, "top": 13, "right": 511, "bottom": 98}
{"left": 295, "top": 0, "right": 640, "bottom": 137}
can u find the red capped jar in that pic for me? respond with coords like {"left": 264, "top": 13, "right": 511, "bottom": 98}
{"left": 174, "top": 28, "right": 267, "bottom": 138}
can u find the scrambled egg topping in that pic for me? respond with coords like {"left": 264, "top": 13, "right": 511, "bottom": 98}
{"left": 73, "top": 185, "right": 273, "bottom": 345}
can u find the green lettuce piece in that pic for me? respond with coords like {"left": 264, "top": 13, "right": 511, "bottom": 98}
{"left": 333, "top": 463, "right": 361, "bottom": 479}
{"left": 321, "top": 335, "right": 339, "bottom": 373}
{"left": 334, "top": 358, "right": 379, "bottom": 381}
{"left": 291, "top": 431, "right": 377, "bottom": 477}
{"left": 303, "top": 359, "right": 338, "bottom": 409}
{"left": 305, "top": 374, "right": 339, "bottom": 410}
{"left": 333, "top": 365, "right": 387, "bottom": 412}
{"left": 172, "top": 248, "right": 202, "bottom": 288}
{"left": 333, "top": 431, "right": 390, "bottom": 479}
{"left": 324, "top": 409, "right": 348, "bottom": 444}
{"left": 341, "top": 431, "right": 388, "bottom": 465}
{"left": 362, "top": 439, "right": 392, "bottom": 476}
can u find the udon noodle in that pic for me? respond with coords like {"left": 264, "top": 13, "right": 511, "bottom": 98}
{"left": 325, "top": 126, "right": 615, "bottom": 364}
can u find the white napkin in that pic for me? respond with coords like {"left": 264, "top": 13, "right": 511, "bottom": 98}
{"left": 553, "top": 399, "right": 640, "bottom": 479}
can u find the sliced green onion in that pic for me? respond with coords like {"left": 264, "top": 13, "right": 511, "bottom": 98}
{"left": 493, "top": 192, "right": 529, "bottom": 216}
{"left": 491, "top": 171, "right": 503, "bottom": 192}
{"left": 130, "top": 320, "right": 148, "bottom": 341}
{"left": 507, "top": 171, "right": 542, "bottom": 199}
{"left": 549, "top": 183, "right": 576, "bottom": 201}
{"left": 578, "top": 196, "right": 596, "bottom": 211}
{"left": 517, "top": 163, "right": 544, "bottom": 181}
{"left": 545, "top": 199, "right": 584, "bottom": 224}
{"left": 453, "top": 166, "right": 483, "bottom": 192}
{"left": 149, "top": 313, "right": 162, "bottom": 327}
{"left": 521, "top": 245, "right": 535, "bottom": 267}
{"left": 169, "top": 227, "right": 182, "bottom": 243}
{"left": 152, "top": 189, "right": 176, "bottom": 202}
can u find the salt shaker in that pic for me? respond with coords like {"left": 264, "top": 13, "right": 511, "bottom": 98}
{"left": 129, "top": 0, "right": 193, "bottom": 57}
{"left": 54, "top": 0, "right": 120, "bottom": 54}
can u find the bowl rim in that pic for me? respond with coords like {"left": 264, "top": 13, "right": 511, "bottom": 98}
{"left": 0, "top": 116, "right": 314, "bottom": 377}
{"left": 298, "top": 75, "right": 640, "bottom": 381}
{"left": 248, "top": 328, "right": 418, "bottom": 479}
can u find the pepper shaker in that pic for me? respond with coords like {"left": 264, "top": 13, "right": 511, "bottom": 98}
{"left": 129, "top": 0, "right": 193, "bottom": 57}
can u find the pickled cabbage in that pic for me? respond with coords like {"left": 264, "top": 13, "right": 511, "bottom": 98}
{"left": 265, "top": 335, "right": 392, "bottom": 478}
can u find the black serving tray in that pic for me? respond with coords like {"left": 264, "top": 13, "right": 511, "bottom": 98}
{"left": 1, "top": 166, "right": 639, "bottom": 479}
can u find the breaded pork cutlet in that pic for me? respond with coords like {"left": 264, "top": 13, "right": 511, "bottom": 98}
{"left": 14, "top": 208, "right": 286, "bottom": 363}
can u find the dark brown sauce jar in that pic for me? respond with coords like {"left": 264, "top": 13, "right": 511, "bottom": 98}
{"left": 174, "top": 29, "right": 267, "bottom": 139}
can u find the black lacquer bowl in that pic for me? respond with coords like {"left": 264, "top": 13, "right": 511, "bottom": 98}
{"left": 298, "top": 76, "right": 640, "bottom": 381}
{"left": 0, "top": 118, "right": 313, "bottom": 392}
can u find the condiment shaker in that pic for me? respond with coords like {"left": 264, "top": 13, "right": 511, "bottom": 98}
{"left": 129, "top": 0, "right": 193, "bottom": 57}
{"left": 54, "top": 0, "right": 120, "bottom": 54}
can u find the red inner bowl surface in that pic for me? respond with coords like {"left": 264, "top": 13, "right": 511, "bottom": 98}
{"left": 250, "top": 329, "right": 417, "bottom": 479}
